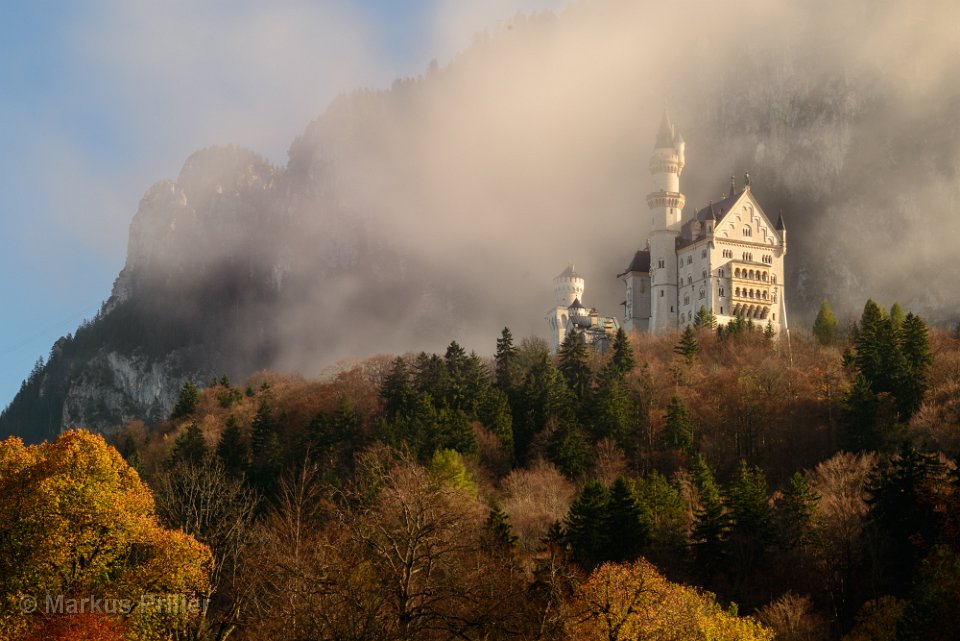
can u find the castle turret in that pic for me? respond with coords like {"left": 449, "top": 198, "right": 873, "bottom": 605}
{"left": 553, "top": 264, "right": 585, "bottom": 307}
{"left": 547, "top": 265, "right": 586, "bottom": 352}
{"left": 647, "top": 113, "right": 685, "bottom": 334}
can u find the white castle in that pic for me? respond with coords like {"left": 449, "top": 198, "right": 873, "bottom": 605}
{"left": 547, "top": 114, "right": 789, "bottom": 351}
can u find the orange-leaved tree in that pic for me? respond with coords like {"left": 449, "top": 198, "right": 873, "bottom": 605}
{"left": 0, "top": 430, "right": 211, "bottom": 641}
{"left": 568, "top": 559, "right": 773, "bottom": 641}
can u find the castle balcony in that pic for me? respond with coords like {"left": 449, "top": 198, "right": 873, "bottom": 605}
{"left": 645, "top": 191, "right": 686, "bottom": 210}
{"left": 731, "top": 301, "right": 772, "bottom": 320}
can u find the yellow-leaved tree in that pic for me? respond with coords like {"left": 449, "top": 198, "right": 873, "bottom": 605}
{"left": 0, "top": 430, "right": 211, "bottom": 641}
{"left": 568, "top": 559, "right": 773, "bottom": 641}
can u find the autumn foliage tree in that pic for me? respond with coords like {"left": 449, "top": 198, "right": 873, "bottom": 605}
{"left": 0, "top": 430, "right": 211, "bottom": 640}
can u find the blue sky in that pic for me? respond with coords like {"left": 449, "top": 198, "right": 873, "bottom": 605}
{"left": 0, "top": 0, "right": 565, "bottom": 410}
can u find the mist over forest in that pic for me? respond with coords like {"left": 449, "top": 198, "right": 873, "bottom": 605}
{"left": 3, "top": 0, "right": 960, "bottom": 438}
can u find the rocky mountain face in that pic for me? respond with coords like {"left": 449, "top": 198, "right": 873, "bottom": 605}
{"left": 3, "top": 0, "right": 959, "bottom": 441}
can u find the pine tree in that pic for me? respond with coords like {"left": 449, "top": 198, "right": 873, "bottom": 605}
{"left": 674, "top": 326, "right": 700, "bottom": 363}
{"left": 216, "top": 415, "right": 248, "bottom": 475}
{"left": 495, "top": 327, "right": 522, "bottom": 393}
{"left": 897, "top": 313, "right": 933, "bottom": 419}
{"left": 380, "top": 357, "right": 414, "bottom": 420}
{"left": 478, "top": 387, "right": 514, "bottom": 459}
{"left": 590, "top": 369, "right": 631, "bottom": 447}
{"left": 607, "top": 476, "right": 652, "bottom": 562}
{"left": 171, "top": 420, "right": 206, "bottom": 465}
{"left": 171, "top": 379, "right": 200, "bottom": 419}
{"left": 664, "top": 395, "right": 694, "bottom": 452}
{"left": 444, "top": 341, "right": 469, "bottom": 411}
{"left": 249, "top": 397, "right": 283, "bottom": 493}
{"left": 694, "top": 306, "right": 717, "bottom": 331}
{"left": 853, "top": 299, "right": 886, "bottom": 389}
{"left": 812, "top": 299, "right": 838, "bottom": 345}
{"left": 727, "top": 461, "right": 772, "bottom": 580}
{"left": 690, "top": 454, "right": 729, "bottom": 568}
{"left": 775, "top": 472, "right": 821, "bottom": 552}
{"left": 547, "top": 421, "right": 590, "bottom": 480}
{"left": 867, "top": 442, "right": 945, "bottom": 591}
{"left": 889, "top": 302, "right": 905, "bottom": 334}
{"left": 608, "top": 327, "right": 636, "bottom": 377}
{"left": 564, "top": 480, "right": 610, "bottom": 569}
{"left": 514, "top": 352, "right": 572, "bottom": 464}
{"left": 485, "top": 503, "right": 519, "bottom": 550}
{"left": 558, "top": 328, "right": 591, "bottom": 400}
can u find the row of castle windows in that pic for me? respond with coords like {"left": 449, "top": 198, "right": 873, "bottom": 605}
{"left": 735, "top": 287, "right": 769, "bottom": 301}
{"left": 734, "top": 268, "right": 776, "bottom": 283}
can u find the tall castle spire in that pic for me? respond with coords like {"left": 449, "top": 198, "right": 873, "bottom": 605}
{"left": 646, "top": 114, "right": 685, "bottom": 334}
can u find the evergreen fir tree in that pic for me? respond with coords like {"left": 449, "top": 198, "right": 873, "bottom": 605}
{"left": 853, "top": 299, "right": 886, "bottom": 389}
{"left": 775, "top": 471, "right": 821, "bottom": 552}
{"left": 171, "top": 379, "right": 200, "bottom": 419}
{"left": 249, "top": 397, "right": 283, "bottom": 493}
{"left": 412, "top": 353, "right": 450, "bottom": 406}
{"left": 674, "top": 326, "right": 700, "bottom": 363}
{"left": 727, "top": 461, "right": 772, "bottom": 580}
{"left": 694, "top": 306, "right": 717, "bottom": 331}
{"left": 897, "top": 313, "right": 933, "bottom": 420}
{"left": 514, "top": 351, "right": 572, "bottom": 464}
{"left": 690, "top": 454, "right": 729, "bottom": 568}
{"left": 812, "top": 298, "right": 838, "bottom": 345}
{"left": 589, "top": 369, "right": 631, "bottom": 447}
{"left": 867, "top": 442, "right": 945, "bottom": 592}
{"left": 558, "top": 328, "right": 591, "bottom": 400}
{"left": 478, "top": 387, "right": 515, "bottom": 459}
{"left": 889, "top": 302, "right": 906, "bottom": 334}
{"left": 494, "top": 327, "right": 523, "bottom": 392}
{"left": 664, "top": 395, "right": 694, "bottom": 452}
{"left": 485, "top": 503, "right": 519, "bottom": 550}
{"left": 547, "top": 421, "right": 590, "bottom": 480}
{"left": 444, "top": 341, "right": 469, "bottom": 411}
{"left": 216, "top": 415, "right": 248, "bottom": 475}
{"left": 171, "top": 420, "right": 207, "bottom": 465}
{"left": 564, "top": 480, "right": 611, "bottom": 569}
{"left": 607, "top": 476, "right": 652, "bottom": 562}
{"left": 608, "top": 327, "right": 636, "bottom": 377}
{"left": 380, "top": 357, "right": 414, "bottom": 420}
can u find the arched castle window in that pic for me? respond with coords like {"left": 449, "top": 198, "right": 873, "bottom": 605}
{"left": 772, "top": 275, "right": 777, "bottom": 284}
{"left": 735, "top": 268, "right": 741, "bottom": 278}
{"left": 735, "top": 287, "right": 740, "bottom": 297}
{"left": 719, "top": 287, "right": 725, "bottom": 297}
{"left": 763, "top": 291, "right": 768, "bottom": 300}
{"left": 699, "top": 288, "right": 705, "bottom": 300}
{"left": 749, "top": 269, "right": 755, "bottom": 280}
{"left": 688, "top": 276, "right": 693, "bottom": 285}
{"left": 744, "top": 227, "right": 752, "bottom": 237}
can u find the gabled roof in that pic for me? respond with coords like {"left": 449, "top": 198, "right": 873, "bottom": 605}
{"left": 680, "top": 190, "right": 744, "bottom": 241}
{"left": 617, "top": 250, "right": 651, "bottom": 277}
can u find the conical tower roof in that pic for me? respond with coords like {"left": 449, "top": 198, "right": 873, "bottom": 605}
{"left": 655, "top": 111, "right": 675, "bottom": 148}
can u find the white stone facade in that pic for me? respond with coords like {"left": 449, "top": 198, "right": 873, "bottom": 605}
{"left": 619, "top": 115, "right": 789, "bottom": 337}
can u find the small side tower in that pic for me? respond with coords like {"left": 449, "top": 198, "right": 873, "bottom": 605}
{"left": 546, "top": 265, "right": 585, "bottom": 352}
{"left": 647, "top": 113, "right": 686, "bottom": 334}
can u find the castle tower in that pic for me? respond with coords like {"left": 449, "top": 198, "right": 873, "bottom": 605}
{"left": 546, "top": 265, "right": 585, "bottom": 352}
{"left": 647, "top": 113, "right": 686, "bottom": 333}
